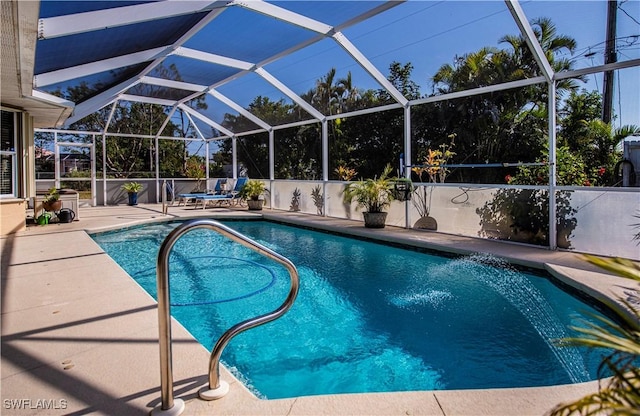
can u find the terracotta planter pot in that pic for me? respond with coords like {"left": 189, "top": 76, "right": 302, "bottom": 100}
{"left": 363, "top": 211, "right": 387, "bottom": 228}
{"left": 42, "top": 200, "right": 62, "bottom": 212}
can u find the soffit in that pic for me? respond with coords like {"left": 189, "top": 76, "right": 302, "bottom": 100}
{"left": 1, "top": 0, "right": 73, "bottom": 128}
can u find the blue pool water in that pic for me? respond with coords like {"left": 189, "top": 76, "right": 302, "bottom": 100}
{"left": 92, "top": 220, "right": 608, "bottom": 399}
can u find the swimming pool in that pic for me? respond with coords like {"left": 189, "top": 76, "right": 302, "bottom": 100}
{"left": 92, "top": 220, "right": 609, "bottom": 399}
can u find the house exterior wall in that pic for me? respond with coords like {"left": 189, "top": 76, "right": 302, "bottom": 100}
{"left": 0, "top": 109, "right": 35, "bottom": 235}
{"left": 0, "top": 199, "right": 27, "bottom": 234}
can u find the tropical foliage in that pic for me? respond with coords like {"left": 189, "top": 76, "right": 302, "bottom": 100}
{"left": 185, "top": 155, "right": 205, "bottom": 191}
{"left": 548, "top": 256, "right": 640, "bottom": 416}
{"left": 220, "top": 17, "right": 629, "bottom": 185}
{"left": 342, "top": 165, "right": 396, "bottom": 213}
{"left": 412, "top": 135, "right": 456, "bottom": 219}
{"left": 335, "top": 165, "right": 357, "bottom": 181}
{"left": 43, "top": 187, "right": 60, "bottom": 204}
{"left": 507, "top": 145, "right": 594, "bottom": 187}
{"left": 412, "top": 136, "right": 457, "bottom": 184}
{"left": 38, "top": 19, "right": 634, "bottom": 187}
{"left": 121, "top": 182, "right": 143, "bottom": 193}
{"left": 239, "top": 179, "right": 266, "bottom": 201}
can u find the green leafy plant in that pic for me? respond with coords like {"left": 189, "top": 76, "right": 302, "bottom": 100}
{"left": 342, "top": 164, "right": 395, "bottom": 213}
{"left": 43, "top": 187, "right": 60, "bottom": 204}
{"left": 548, "top": 256, "right": 640, "bottom": 415}
{"left": 507, "top": 145, "right": 595, "bottom": 186}
{"left": 392, "top": 177, "right": 414, "bottom": 201}
{"left": 239, "top": 179, "right": 266, "bottom": 201}
{"left": 121, "top": 182, "right": 143, "bottom": 193}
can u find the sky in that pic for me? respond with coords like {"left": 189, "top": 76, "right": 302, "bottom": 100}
{"left": 210, "top": 0, "right": 639, "bottom": 131}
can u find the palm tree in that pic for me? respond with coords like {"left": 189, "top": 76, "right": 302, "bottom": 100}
{"left": 499, "top": 17, "right": 585, "bottom": 93}
{"left": 311, "top": 68, "right": 362, "bottom": 116}
{"left": 432, "top": 47, "right": 509, "bottom": 93}
{"left": 336, "top": 71, "right": 361, "bottom": 113}
{"left": 433, "top": 18, "right": 584, "bottom": 98}
{"left": 427, "top": 17, "right": 585, "bottom": 183}
{"left": 312, "top": 68, "right": 340, "bottom": 115}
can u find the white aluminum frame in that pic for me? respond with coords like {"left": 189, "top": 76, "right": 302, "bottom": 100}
{"left": 31, "top": 0, "right": 640, "bottom": 251}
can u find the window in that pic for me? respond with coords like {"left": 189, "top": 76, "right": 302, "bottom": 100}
{"left": 1, "top": 110, "right": 17, "bottom": 197}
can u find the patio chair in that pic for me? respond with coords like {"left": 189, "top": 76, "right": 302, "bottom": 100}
{"left": 176, "top": 179, "right": 227, "bottom": 206}
{"left": 194, "top": 177, "right": 248, "bottom": 209}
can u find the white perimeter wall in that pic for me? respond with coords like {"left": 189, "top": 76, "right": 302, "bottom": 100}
{"left": 269, "top": 180, "right": 640, "bottom": 260}
{"left": 41, "top": 177, "right": 638, "bottom": 260}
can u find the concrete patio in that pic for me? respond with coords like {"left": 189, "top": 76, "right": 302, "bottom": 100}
{"left": 2, "top": 203, "right": 633, "bottom": 415}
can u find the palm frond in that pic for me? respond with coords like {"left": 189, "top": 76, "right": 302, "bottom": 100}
{"left": 547, "top": 257, "right": 640, "bottom": 416}
{"left": 583, "top": 255, "right": 640, "bottom": 282}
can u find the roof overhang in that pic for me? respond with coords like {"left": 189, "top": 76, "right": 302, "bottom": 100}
{"left": 1, "top": 0, "right": 73, "bottom": 127}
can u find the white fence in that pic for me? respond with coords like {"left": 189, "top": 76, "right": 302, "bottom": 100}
{"left": 269, "top": 180, "right": 640, "bottom": 260}
{"left": 36, "top": 178, "right": 640, "bottom": 260}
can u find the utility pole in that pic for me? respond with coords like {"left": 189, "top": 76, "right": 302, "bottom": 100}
{"left": 602, "top": 0, "right": 617, "bottom": 124}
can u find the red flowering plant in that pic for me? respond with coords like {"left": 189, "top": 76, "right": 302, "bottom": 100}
{"left": 586, "top": 166, "right": 607, "bottom": 187}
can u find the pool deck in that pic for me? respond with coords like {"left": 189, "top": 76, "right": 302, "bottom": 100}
{"left": 2, "top": 204, "right": 637, "bottom": 415}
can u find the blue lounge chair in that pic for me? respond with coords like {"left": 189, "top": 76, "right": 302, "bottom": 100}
{"left": 194, "top": 177, "right": 248, "bottom": 209}
{"left": 176, "top": 192, "right": 207, "bottom": 206}
{"left": 177, "top": 179, "right": 227, "bottom": 206}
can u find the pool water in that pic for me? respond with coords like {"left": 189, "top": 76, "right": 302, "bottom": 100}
{"left": 92, "top": 220, "right": 608, "bottom": 399}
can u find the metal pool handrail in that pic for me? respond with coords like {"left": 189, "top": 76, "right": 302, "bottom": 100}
{"left": 161, "top": 181, "right": 169, "bottom": 215}
{"left": 153, "top": 218, "right": 299, "bottom": 415}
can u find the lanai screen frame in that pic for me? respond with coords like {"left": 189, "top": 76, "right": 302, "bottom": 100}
{"left": 33, "top": 0, "right": 640, "bottom": 250}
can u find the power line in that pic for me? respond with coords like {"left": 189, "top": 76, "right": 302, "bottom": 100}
{"left": 364, "top": 7, "right": 508, "bottom": 63}
{"left": 619, "top": 0, "right": 640, "bottom": 26}
{"left": 565, "top": 35, "right": 639, "bottom": 64}
{"left": 260, "top": 2, "right": 510, "bottom": 95}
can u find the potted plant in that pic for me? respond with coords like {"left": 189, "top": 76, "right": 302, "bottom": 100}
{"left": 121, "top": 182, "right": 143, "bottom": 206}
{"left": 42, "top": 187, "right": 62, "bottom": 212}
{"left": 342, "top": 165, "right": 395, "bottom": 228}
{"left": 391, "top": 177, "right": 414, "bottom": 201}
{"left": 412, "top": 135, "right": 456, "bottom": 230}
{"left": 240, "top": 179, "right": 266, "bottom": 210}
